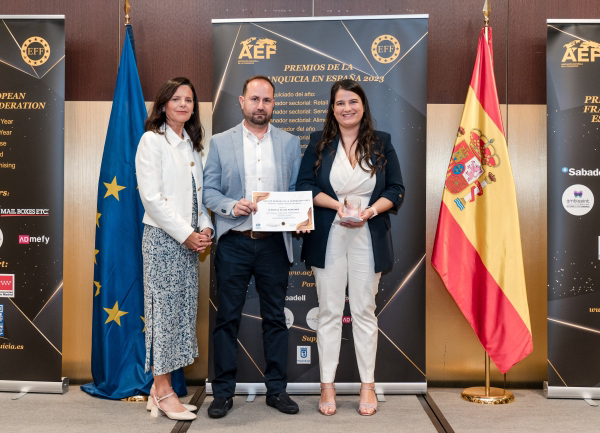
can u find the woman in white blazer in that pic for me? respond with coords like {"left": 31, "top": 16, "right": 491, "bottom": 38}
{"left": 135, "top": 77, "right": 213, "bottom": 421}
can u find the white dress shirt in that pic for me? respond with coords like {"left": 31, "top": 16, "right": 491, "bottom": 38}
{"left": 136, "top": 124, "right": 213, "bottom": 244}
{"left": 232, "top": 122, "right": 277, "bottom": 231}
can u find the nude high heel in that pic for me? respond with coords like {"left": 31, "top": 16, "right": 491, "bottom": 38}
{"left": 318, "top": 384, "right": 336, "bottom": 416}
{"left": 150, "top": 392, "right": 197, "bottom": 420}
{"left": 358, "top": 385, "right": 377, "bottom": 416}
{"left": 146, "top": 385, "right": 197, "bottom": 412}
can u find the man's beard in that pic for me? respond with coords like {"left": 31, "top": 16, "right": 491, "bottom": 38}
{"left": 245, "top": 110, "right": 271, "bottom": 126}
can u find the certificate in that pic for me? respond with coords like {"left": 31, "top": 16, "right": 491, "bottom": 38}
{"left": 252, "top": 191, "right": 314, "bottom": 232}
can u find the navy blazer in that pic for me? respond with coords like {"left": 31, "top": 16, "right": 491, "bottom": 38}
{"left": 296, "top": 130, "right": 404, "bottom": 273}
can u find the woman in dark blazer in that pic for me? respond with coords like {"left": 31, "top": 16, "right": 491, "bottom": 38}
{"left": 296, "top": 80, "right": 404, "bottom": 416}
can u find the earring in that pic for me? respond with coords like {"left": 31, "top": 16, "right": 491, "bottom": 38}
{"left": 161, "top": 107, "right": 165, "bottom": 112}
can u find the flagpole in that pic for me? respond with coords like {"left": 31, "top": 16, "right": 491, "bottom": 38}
{"left": 460, "top": 2, "right": 515, "bottom": 404}
{"left": 119, "top": 0, "right": 144, "bottom": 404}
{"left": 124, "top": 0, "right": 131, "bottom": 25}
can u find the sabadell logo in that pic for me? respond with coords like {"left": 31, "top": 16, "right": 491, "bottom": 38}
{"left": 562, "top": 167, "right": 600, "bottom": 176}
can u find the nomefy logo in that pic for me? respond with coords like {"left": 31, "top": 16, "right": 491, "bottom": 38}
{"left": 561, "top": 39, "right": 600, "bottom": 68}
{"left": 238, "top": 37, "right": 276, "bottom": 64}
{"left": 21, "top": 37, "right": 51, "bottom": 67}
{"left": 371, "top": 35, "right": 400, "bottom": 64}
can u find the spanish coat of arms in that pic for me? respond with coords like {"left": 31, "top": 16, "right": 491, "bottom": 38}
{"left": 445, "top": 127, "right": 501, "bottom": 210}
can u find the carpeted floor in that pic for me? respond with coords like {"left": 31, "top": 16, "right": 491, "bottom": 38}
{"left": 428, "top": 388, "right": 600, "bottom": 433}
{"left": 0, "top": 386, "right": 194, "bottom": 433}
{"left": 191, "top": 394, "right": 437, "bottom": 433}
{"left": 2, "top": 387, "right": 599, "bottom": 432}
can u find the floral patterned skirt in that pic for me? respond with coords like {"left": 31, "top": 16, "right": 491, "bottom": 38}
{"left": 142, "top": 179, "right": 199, "bottom": 375}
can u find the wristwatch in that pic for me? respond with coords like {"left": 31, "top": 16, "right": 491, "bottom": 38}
{"left": 366, "top": 206, "right": 378, "bottom": 219}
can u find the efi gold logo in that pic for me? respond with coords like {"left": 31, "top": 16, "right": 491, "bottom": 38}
{"left": 21, "top": 37, "right": 50, "bottom": 67}
{"left": 238, "top": 37, "right": 276, "bottom": 64}
{"left": 371, "top": 35, "right": 400, "bottom": 64}
{"left": 561, "top": 39, "right": 600, "bottom": 68}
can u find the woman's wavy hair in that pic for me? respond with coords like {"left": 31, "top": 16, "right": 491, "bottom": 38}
{"left": 314, "top": 79, "right": 386, "bottom": 176}
{"left": 145, "top": 77, "right": 204, "bottom": 152}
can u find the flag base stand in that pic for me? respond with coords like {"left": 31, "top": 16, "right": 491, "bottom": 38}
{"left": 461, "top": 386, "right": 514, "bottom": 404}
{"left": 461, "top": 353, "right": 514, "bottom": 404}
{"left": 121, "top": 395, "right": 148, "bottom": 402}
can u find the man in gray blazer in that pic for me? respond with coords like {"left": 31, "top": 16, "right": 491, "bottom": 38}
{"left": 203, "top": 76, "right": 301, "bottom": 418}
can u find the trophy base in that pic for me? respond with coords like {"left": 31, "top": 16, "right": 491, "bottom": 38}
{"left": 461, "top": 387, "right": 514, "bottom": 404}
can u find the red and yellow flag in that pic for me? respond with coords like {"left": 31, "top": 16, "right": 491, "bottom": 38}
{"left": 432, "top": 27, "right": 532, "bottom": 373}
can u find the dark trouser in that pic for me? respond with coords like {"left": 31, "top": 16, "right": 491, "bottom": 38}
{"left": 212, "top": 231, "right": 290, "bottom": 398}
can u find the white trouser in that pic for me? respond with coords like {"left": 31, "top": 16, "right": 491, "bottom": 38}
{"left": 312, "top": 223, "right": 381, "bottom": 383}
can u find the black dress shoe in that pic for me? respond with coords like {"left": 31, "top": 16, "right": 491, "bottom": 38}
{"left": 266, "top": 392, "right": 299, "bottom": 414}
{"left": 207, "top": 397, "right": 233, "bottom": 418}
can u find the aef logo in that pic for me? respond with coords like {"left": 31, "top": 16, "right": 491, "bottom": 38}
{"left": 239, "top": 37, "right": 277, "bottom": 61}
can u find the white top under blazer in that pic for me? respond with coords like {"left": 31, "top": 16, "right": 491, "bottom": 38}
{"left": 135, "top": 124, "right": 213, "bottom": 244}
{"left": 330, "top": 141, "right": 376, "bottom": 223}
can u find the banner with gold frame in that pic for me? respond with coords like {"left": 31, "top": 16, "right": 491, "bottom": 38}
{"left": 0, "top": 15, "right": 65, "bottom": 393}
{"left": 546, "top": 19, "right": 600, "bottom": 400}
{"left": 209, "top": 15, "right": 427, "bottom": 395}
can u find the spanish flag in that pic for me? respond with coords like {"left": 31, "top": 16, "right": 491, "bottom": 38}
{"left": 432, "top": 27, "right": 532, "bottom": 373}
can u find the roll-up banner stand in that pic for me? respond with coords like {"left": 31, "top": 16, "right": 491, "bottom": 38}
{"left": 209, "top": 15, "right": 428, "bottom": 395}
{"left": 0, "top": 16, "right": 66, "bottom": 394}
{"left": 546, "top": 19, "right": 600, "bottom": 400}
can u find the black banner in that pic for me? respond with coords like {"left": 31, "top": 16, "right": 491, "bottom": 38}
{"left": 210, "top": 16, "right": 427, "bottom": 391}
{"left": 547, "top": 21, "right": 600, "bottom": 391}
{"left": 0, "top": 17, "right": 65, "bottom": 383}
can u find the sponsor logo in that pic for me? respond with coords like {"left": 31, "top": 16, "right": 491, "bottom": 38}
{"left": 285, "top": 295, "right": 306, "bottom": 301}
{"left": 0, "top": 208, "right": 49, "bottom": 216}
{"left": 562, "top": 184, "right": 594, "bottom": 216}
{"left": 284, "top": 307, "right": 294, "bottom": 329}
{"left": 342, "top": 316, "right": 352, "bottom": 324}
{"left": 302, "top": 335, "right": 317, "bottom": 343}
{"left": 238, "top": 37, "right": 277, "bottom": 64}
{"left": 0, "top": 228, "right": 3, "bottom": 248}
{"left": 0, "top": 274, "right": 14, "bottom": 298}
{"left": 371, "top": 35, "right": 400, "bottom": 64}
{"left": 306, "top": 307, "right": 319, "bottom": 330}
{"left": 561, "top": 39, "right": 600, "bottom": 68}
{"left": 297, "top": 346, "right": 311, "bottom": 364}
{"left": 21, "top": 36, "right": 50, "bottom": 67}
{"left": 563, "top": 167, "right": 600, "bottom": 176}
{"left": 18, "top": 235, "right": 50, "bottom": 244}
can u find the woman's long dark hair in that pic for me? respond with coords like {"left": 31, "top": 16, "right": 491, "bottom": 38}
{"left": 145, "top": 77, "right": 204, "bottom": 152}
{"left": 314, "top": 79, "right": 386, "bottom": 176}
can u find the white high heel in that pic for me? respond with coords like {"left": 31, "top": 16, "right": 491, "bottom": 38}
{"left": 150, "top": 393, "right": 197, "bottom": 420}
{"left": 147, "top": 385, "right": 197, "bottom": 412}
{"left": 146, "top": 398, "right": 197, "bottom": 412}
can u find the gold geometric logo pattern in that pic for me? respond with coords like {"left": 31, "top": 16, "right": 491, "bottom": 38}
{"left": 21, "top": 36, "right": 50, "bottom": 67}
{"left": 371, "top": 34, "right": 400, "bottom": 64}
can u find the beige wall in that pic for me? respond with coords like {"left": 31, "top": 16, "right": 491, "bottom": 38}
{"left": 63, "top": 103, "right": 547, "bottom": 386}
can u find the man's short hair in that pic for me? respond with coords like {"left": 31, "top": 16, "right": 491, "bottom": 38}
{"left": 242, "top": 75, "right": 276, "bottom": 96}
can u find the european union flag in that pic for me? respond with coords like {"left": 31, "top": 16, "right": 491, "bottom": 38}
{"left": 81, "top": 25, "right": 186, "bottom": 399}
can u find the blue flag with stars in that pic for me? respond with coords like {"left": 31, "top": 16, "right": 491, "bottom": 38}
{"left": 81, "top": 25, "right": 186, "bottom": 399}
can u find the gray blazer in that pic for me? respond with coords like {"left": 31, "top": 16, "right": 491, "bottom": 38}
{"left": 203, "top": 122, "right": 302, "bottom": 262}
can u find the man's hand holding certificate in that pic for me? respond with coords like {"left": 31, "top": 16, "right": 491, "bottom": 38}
{"left": 252, "top": 191, "right": 314, "bottom": 232}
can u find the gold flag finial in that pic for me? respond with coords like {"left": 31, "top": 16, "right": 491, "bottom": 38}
{"left": 483, "top": 0, "right": 491, "bottom": 27}
{"left": 124, "top": 0, "right": 131, "bottom": 25}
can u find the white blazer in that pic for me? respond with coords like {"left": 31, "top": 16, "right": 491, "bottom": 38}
{"left": 135, "top": 124, "right": 213, "bottom": 244}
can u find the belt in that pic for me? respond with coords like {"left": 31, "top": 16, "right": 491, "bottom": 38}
{"left": 230, "top": 230, "right": 272, "bottom": 240}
